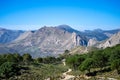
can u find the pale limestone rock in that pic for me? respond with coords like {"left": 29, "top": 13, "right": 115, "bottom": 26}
{"left": 87, "top": 38, "right": 98, "bottom": 46}
{"left": 98, "top": 32, "right": 120, "bottom": 48}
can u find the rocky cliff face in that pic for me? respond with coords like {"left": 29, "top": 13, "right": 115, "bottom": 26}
{"left": 85, "top": 29, "right": 120, "bottom": 47}
{"left": 87, "top": 38, "right": 98, "bottom": 46}
{"left": 98, "top": 31, "right": 120, "bottom": 48}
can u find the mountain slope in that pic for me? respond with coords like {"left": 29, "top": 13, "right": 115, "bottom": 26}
{"left": 82, "top": 29, "right": 120, "bottom": 41}
{"left": 0, "top": 28, "right": 24, "bottom": 43}
{"left": 57, "top": 24, "right": 81, "bottom": 34}
{"left": 0, "top": 25, "right": 120, "bottom": 57}
{"left": 2, "top": 26, "right": 87, "bottom": 57}
{"left": 98, "top": 31, "right": 120, "bottom": 48}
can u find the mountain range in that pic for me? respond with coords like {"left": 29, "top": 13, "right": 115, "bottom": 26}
{"left": 0, "top": 28, "right": 24, "bottom": 43}
{"left": 0, "top": 25, "right": 120, "bottom": 57}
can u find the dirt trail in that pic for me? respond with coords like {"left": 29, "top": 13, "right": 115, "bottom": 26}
{"left": 61, "top": 69, "right": 75, "bottom": 80}
{"left": 60, "top": 59, "right": 75, "bottom": 80}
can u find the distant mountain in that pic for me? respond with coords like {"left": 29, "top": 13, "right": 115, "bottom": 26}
{"left": 0, "top": 28, "right": 24, "bottom": 43}
{"left": 69, "top": 31, "right": 120, "bottom": 55}
{"left": 0, "top": 25, "right": 120, "bottom": 57}
{"left": 57, "top": 24, "right": 81, "bottom": 34}
{"left": 1, "top": 26, "right": 87, "bottom": 57}
{"left": 82, "top": 29, "right": 120, "bottom": 41}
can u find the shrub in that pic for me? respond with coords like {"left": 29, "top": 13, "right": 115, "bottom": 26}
{"left": 0, "top": 62, "right": 19, "bottom": 79}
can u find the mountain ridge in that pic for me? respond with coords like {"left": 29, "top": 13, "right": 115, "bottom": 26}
{"left": 2, "top": 26, "right": 87, "bottom": 57}
{"left": 0, "top": 27, "right": 24, "bottom": 43}
{"left": 0, "top": 25, "right": 120, "bottom": 57}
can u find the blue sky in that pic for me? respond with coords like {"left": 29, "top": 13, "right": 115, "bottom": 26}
{"left": 0, "top": 0, "right": 120, "bottom": 30}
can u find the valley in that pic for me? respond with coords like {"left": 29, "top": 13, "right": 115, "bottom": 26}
{"left": 0, "top": 0, "right": 120, "bottom": 79}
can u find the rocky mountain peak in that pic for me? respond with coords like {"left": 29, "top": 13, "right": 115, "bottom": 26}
{"left": 93, "top": 29, "right": 103, "bottom": 32}
{"left": 57, "top": 24, "right": 72, "bottom": 29}
{"left": 57, "top": 24, "right": 81, "bottom": 34}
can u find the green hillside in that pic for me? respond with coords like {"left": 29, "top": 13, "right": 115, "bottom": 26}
{"left": 0, "top": 44, "right": 120, "bottom": 80}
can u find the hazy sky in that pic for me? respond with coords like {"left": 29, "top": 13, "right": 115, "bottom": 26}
{"left": 0, "top": 0, "right": 120, "bottom": 30}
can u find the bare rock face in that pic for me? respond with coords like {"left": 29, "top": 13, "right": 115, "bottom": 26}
{"left": 98, "top": 32, "right": 120, "bottom": 48}
{"left": 72, "top": 32, "right": 81, "bottom": 46}
{"left": 87, "top": 38, "right": 98, "bottom": 46}
{"left": 13, "top": 31, "right": 33, "bottom": 42}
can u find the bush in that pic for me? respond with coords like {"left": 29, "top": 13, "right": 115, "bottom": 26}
{"left": 22, "top": 53, "right": 33, "bottom": 64}
{"left": 111, "top": 59, "right": 120, "bottom": 74}
{"left": 0, "top": 62, "right": 19, "bottom": 79}
{"left": 79, "top": 58, "right": 94, "bottom": 73}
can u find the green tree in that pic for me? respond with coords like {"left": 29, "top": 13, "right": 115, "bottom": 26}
{"left": 36, "top": 57, "right": 43, "bottom": 63}
{"left": 66, "top": 55, "right": 77, "bottom": 70}
{"left": 5, "top": 54, "right": 17, "bottom": 63}
{"left": 92, "top": 51, "right": 108, "bottom": 70}
{"left": 66, "top": 54, "right": 86, "bottom": 70}
{"left": 111, "top": 59, "right": 120, "bottom": 74}
{"left": 75, "top": 54, "right": 86, "bottom": 69}
{"left": 109, "top": 49, "right": 120, "bottom": 62}
{"left": 0, "top": 55, "right": 6, "bottom": 65}
{"left": 22, "top": 53, "right": 32, "bottom": 64}
{"left": 0, "top": 62, "right": 19, "bottom": 79}
{"left": 79, "top": 58, "right": 94, "bottom": 73}
{"left": 109, "top": 49, "right": 120, "bottom": 74}
{"left": 43, "top": 56, "right": 56, "bottom": 64}
{"left": 13, "top": 53, "right": 23, "bottom": 63}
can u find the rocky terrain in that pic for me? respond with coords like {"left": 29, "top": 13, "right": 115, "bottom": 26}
{"left": 0, "top": 25, "right": 120, "bottom": 57}
{"left": 98, "top": 31, "right": 120, "bottom": 48}
{"left": 0, "top": 25, "right": 87, "bottom": 57}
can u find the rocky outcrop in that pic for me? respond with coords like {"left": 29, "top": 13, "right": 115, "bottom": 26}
{"left": 98, "top": 31, "right": 120, "bottom": 48}
{"left": 87, "top": 38, "right": 98, "bottom": 46}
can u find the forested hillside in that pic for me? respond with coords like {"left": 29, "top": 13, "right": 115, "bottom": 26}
{"left": 0, "top": 44, "right": 120, "bottom": 80}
